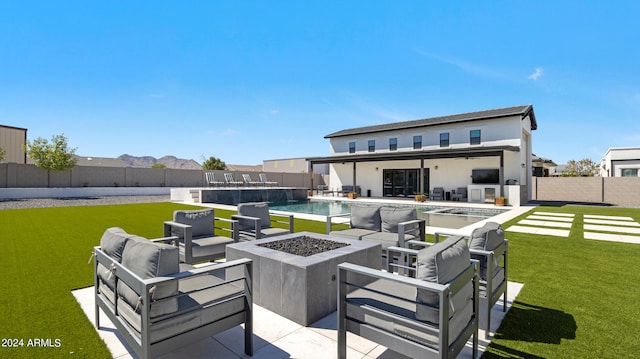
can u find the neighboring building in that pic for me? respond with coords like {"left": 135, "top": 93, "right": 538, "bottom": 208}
{"left": 263, "top": 157, "right": 329, "bottom": 175}
{"left": 308, "top": 105, "right": 537, "bottom": 205}
{"left": 532, "top": 154, "right": 557, "bottom": 177}
{"left": 0, "top": 124, "right": 27, "bottom": 164}
{"left": 549, "top": 165, "right": 566, "bottom": 177}
{"left": 600, "top": 147, "right": 640, "bottom": 177}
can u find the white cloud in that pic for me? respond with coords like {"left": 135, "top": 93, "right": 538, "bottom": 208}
{"left": 412, "top": 48, "right": 507, "bottom": 79}
{"left": 528, "top": 67, "right": 543, "bottom": 81}
{"left": 269, "top": 109, "right": 279, "bottom": 116}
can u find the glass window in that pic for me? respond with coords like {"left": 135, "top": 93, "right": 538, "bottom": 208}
{"left": 413, "top": 135, "right": 422, "bottom": 149}
{"left": 621, "top": 168, "right": 638, "bottom": 177}
{"left": 368, "top": 140, "right": 375, "bottom": 152}
{"left": 470, "top": 130, "right": 481, "bottom": 145}
{"left": 440, "top": 133, "right": 449, "bottom": 147}
{"left": 389, "top": 138, "right": 397, "bottom": 151}
{"left": 348, "top": 142, "right": 356, "bottom": 154}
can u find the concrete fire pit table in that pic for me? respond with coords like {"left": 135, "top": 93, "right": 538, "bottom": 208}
{"left": 225, "top": 231, "right": 381, "bottom": 326}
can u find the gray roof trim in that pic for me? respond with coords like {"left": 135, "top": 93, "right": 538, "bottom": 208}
{"left": 307, "top": 145, "right": 520, "bottom": 164}
{"left": 325, "top": 104, "right": 536, "bottom": 138}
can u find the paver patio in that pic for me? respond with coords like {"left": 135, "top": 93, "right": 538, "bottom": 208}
{"left": 73, "top": 280, "right": 523, "bottom": 358}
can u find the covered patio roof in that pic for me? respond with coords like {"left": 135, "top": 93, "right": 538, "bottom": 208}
{"left": 306, "top": 145, "right": 520, "bottom": 165}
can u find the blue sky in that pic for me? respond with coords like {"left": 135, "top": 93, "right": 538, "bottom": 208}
{"left": 1, "top": 1, "right": 639, "bottom": 165}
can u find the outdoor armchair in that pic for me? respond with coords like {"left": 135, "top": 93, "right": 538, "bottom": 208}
{"left": 338, "top": 235, "right": 479, "bottom": 359}
{"left": 430, "top": 187, "right": 445, "bottom": 201}
{"left": 406, "top": 221, "right": 508, "bottom": 339}
{"left": 231, "top": 202, "right": 294, "bottom": 240}
{"left": 163, "top": 209, "right": 239, "bottom": 264}
{"left": 452, "top": 187, "right": 468, "bottom": 202}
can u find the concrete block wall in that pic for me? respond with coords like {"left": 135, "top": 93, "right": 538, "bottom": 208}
{"left": 603, "top": 178, "right": 640, "bottom": 207}
{"left": 534, "top": 177, "right": 603, "bottom": 203}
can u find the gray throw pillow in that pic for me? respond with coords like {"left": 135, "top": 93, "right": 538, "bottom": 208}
{"left": 415, "top": 235, "right": 471, "bottom": 323}
{"left": 350, "top": 206, "right": 381, "bottom": 231}
{"left": 469, "top": 222, "right": 504, "bottom": 251}
{"left": 117, "top": 238, "right": 180, "bottom": 317}
{"left": 173, "top": 209, "right": 214, "bottom": 237}
{"left": 238, "top": 202, "right": 271, "bottom": 229}
{"left": 380, "top": 207, "right": 417, "bottom": 233}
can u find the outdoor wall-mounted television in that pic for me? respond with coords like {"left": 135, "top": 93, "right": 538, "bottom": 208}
{"left": 471, "top": 169, "right": 500, "bottom": 184}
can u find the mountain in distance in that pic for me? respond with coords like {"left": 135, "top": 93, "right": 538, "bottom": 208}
{"left": 118, "top": 154, "right": 202, "bottom": 170}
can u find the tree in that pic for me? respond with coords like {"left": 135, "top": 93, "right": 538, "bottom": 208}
{"left": 201, "top": 156, "right": 226, "bottom": 170}
{"left": 0, "top": 146, "right": 5, "bottom": 163}
{"left": 562, "top": 158, "right": 600, "bottom": 177}
{"left": 24, "top": 134, "right": 78, "bottom": 186}
{"left": 151, "top": 163, "right": 166, "bottom": 169}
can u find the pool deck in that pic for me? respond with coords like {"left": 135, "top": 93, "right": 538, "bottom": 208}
{"left": 189, "top": 195, "right": 534, "bottom": 236}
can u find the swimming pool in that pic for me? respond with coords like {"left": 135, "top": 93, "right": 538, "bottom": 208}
{"left": 269, "top": 200, "right": 508, "bottom": 229}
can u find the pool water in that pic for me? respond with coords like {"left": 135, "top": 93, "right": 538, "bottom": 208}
{"left": 270, "top": 200, "right": 507, "bottom": 229}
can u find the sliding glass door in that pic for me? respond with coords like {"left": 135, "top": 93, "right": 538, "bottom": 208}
{"left": 383, "top": 169, "right": 428, "bottom": 197}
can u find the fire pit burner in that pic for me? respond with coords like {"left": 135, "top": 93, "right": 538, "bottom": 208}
{"left": 257, "top": 235, "right": 350, "bottom": 257}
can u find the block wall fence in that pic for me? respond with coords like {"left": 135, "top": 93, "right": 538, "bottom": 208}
{"left": 0, "top": 163, "right": 319, "bottom": 189}
{"left": 1, "top": 163, "right": 639, "bottom": 206}
{"left": 531, "top": 176, "right": 640, "bottom": 207}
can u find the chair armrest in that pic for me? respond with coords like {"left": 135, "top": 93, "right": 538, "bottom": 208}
{"left": 397, "top": 219, "right": 426, "bottom": 247}
{"left": 149, "top": 236, "right": 179, "bottom": 246}
{"left": 433, "top": 230, "right": 470, "bottom": 243}
{"left": 215, "top": 217, "right": 240, "bottom": 241}
{"left": 407, "top": 239, "right": 433, "bottom": 249}
{"left": 231, "top": 215, "right": 261, "bottom": 238}
{"left": 269, "top": 212, "right": 294, "bottom": 233}
{"left": 386, "top": 246, "right": 420, "bottom": 275}
{"left": 326, "top": 213, "right": 351, "bottom": 234}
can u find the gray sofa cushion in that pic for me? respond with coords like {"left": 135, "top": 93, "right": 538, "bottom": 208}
{"left": 117, "top": 238, "right": 180, "bottom": 318}
{"left": 348, "top": 277, "right": 473, "bottom": 348}
{"left": 415, "top": 235, "right": 472, "bottom": 323}
{"left": 380, "top": 207, "right": 417, "bottom": 233}
{"left": 173, "top": 209, "right": 214, "bottom": 237}
{"left": 99, "top": 227, "right": 130, "bottom": 262}
{"left": 469, "top": 222, "right": 504, "bottom": 251}
{"left": 238, "top": 202, "right": 271, "bottom": 230}
{"left": 350, "top": 206, "right": 381, "bottom": 231}
{"left": 97, "top": 227, "right": 133, "bottom": 303}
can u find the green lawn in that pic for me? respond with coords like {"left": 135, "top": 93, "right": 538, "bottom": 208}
{"left": 0, "top": 202, "right": 639, "bottom": 358}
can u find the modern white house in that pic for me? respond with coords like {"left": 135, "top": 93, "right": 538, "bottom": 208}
{"left": 307, "top": 105, "right": 537, "bottom": 206}
{"left": 600, "top": 147, "right": 640, "bottom": 177}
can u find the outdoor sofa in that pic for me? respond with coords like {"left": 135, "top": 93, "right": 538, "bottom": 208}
{"left": 94, "top": 227, "right": 253, "bottom": 359}
{"left": 326, "top": 205, "right": 425, "bottom": 260}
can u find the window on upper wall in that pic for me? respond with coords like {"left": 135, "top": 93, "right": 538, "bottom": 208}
{"left": 413, "top": 135, "right": 422, "bottom": 149}
{"left": 348, "top": 141, "right": 356, "bottom": 153}
{"left": 440, "top": 133, "right": 449, "bottom": 147}
{"left": 389, "top": 138, "right": 397, "bottom": 151}
{"left": 368, "top": 140, "right": 375, "bottom": 152}
{"left": 470, "top": 130, "right": 481, "bottom": 145}
{"left": 621, "top": 168, "right": 638, "bottom": 177}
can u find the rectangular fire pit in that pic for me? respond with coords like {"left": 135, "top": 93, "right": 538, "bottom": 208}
{"left": 226, "top": 232, "right": 380, "bottom": 326}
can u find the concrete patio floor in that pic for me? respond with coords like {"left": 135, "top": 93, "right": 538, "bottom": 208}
{"left": 73, "top": 282, "right": 523, "bottom": 359}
